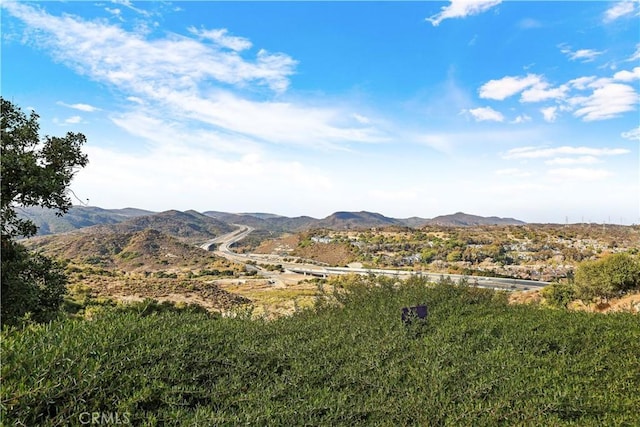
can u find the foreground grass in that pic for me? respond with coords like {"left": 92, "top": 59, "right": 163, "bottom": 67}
{"left": 2, "top": 278, "right": 639, "bottom": 426}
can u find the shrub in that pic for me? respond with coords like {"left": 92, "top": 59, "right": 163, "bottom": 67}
{"left": 542, "top": 281, "right": 576, "bottom": 308}
{"left": 575, "top": 252, "right": 640, "bottom": 301}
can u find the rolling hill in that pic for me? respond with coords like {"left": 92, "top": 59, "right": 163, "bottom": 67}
{"left": 87, "top": 210, "right": 235, "bottom": 242}
{"left": 313, "top": 211, "right": 401, "bottom": 229}
{"left": 17, "top": 206, "right": 154, "bottom": 235}
{"left": 24, "top": 228, "right": 235, "bottom": 273}
{"left": 20, "top": 206, "right": 527, "bottom": 237}
{"left": 426, "top": 212, "right": 526, "bottom": 226}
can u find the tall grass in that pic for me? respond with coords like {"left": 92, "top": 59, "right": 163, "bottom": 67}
{"left": 2, "top": 277, "right": 639, "bottom": 426}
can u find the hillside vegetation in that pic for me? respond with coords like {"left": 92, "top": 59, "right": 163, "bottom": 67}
{"left": 3, "top": 278, "right": 639, "bottom": 426}
{"left": 245, "top": 224, "right": 640, "bottom": 282}
{"left": 25, "top": 229, "right": 236, "bottom": 273}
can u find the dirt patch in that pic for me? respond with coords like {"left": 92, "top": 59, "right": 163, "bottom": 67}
{"left": 567, "top": 292, "right": 640, "bottom": 314}
{"left": 217, "top": 279, "right": 320, "bottom": 318}
{"left": 508, "top": 289, "right": 543, "bottom": 305}
{"left": 510, "top": 289, "right": 640, "bottom": 314}
{"left": 254, "top": 234, "right": 300, "bottom": 255}
{"left": 293, "top": 242, "right": 356, "bottom": 266}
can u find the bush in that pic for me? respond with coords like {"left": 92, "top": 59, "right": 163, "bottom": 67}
{"left": 542, "top": 281, "right": 576, "bottom": 308}
{"left": 575, "top": 252, "right": 640, "bottom": 301}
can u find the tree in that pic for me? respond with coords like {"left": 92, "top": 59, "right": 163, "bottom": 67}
{"left": 1, "top": 97, "right": 89, "bottom": 238}
{"left": 1, "top": 98, "right": 88, "bottom": 326}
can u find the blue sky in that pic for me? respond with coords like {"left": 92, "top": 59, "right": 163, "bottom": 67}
{"left": 2, "top": 1, "right": 639, "bottom": 223}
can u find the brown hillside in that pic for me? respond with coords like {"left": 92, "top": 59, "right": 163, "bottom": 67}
{"left": 24, "top": 229, "right": 240, "bottom": 273}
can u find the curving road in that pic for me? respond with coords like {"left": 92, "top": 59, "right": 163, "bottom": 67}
{"left": 205, "top": 225, "right": 550, "bottom": 291}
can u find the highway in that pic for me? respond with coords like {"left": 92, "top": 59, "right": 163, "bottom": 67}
{"left": 205, "top": 225, "right": 550, "bottom": 292}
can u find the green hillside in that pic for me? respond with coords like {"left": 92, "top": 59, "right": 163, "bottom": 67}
{"left": 3, "top": 278, "right": 639, "bottom": 426}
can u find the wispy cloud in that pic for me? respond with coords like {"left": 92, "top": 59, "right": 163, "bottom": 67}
{"left": 3, "top": 2, "right": 295, "bottom": 93}
{"left": 559, "top": 44, "right": 605, "bottom": 63}
{"left": 603, "top": 0, "right": 638, "bottom": 23}
{"left": 521, "top": 83, "right": 568, "bottom": 103}
{"left": 426, "top": 0, "right": 501, "bottom": 26}
{"left": 621, "top": 126, "right": 640, "bottom": 141}
{"left": 503, "top": 146, "right": 630, "bottom": 160}
{"left": 64, "top": 116, "right": 82, "bottom": 124}
{"left": 465, "top": 106, "right": 504, "bottom": 122}
{"left": 187, "top": 27, "right": 252, "bottom": 52}
{"left": 568, "top": 76, "right": 596, "bottom": 90}
{"left": 544, "top": 156, "right": 601, "bottom": 166}
{"left": 540, "top": 106, "right": 558, "bottom": 123}
{"left": 3, "top": 2, "right": 387, "bottom": 150}
{"left": 352, "top": 113, "right": 371, "bottom": 124}
{"left": 572, "top": 82, "right": 638, "bottom": 121}
{"left": 111, "top": 0, "right": 151, "bottom": 17}
{"left": 57, "top": 101, "right": 100, "bottom": 112}
{"left": 630, "top": 43, "right": 640, "bottom": 61}
{"left": 510, "top": 114, "right": 531, "bottom": 124}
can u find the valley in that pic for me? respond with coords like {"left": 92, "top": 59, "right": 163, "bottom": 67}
{"left": 19, "top": 206, "right": 640, "bottom": 317}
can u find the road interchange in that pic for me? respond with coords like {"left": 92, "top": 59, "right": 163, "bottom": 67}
{"left": 204, "top": 225, "right": 550, "bottom": 292}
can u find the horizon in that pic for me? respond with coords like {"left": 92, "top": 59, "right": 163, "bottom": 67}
{"left": 2, "top": 1, "right": 639, "bottom": 224}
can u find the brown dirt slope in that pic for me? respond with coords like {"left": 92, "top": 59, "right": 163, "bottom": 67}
{"left": 510, "top": 289, "right": 640, "bottom": 314}
{"left": 24, "top": 229, "right": 240, "bottom": 273}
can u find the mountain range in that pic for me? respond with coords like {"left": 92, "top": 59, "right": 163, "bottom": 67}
{"left": 18, "top": 206, "right": 526, "bottom": 238}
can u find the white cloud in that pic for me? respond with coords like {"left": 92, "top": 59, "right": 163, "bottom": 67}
{"left": 521, "top": 83, "right": 568, "bottom": 103}
{"left": 65, "top": 115, "right": 82, "bottom": 124}
{"left": 3, "top": 2, "right": 388, "bottom": 150}
{"left": 105, "top": 7, "right": 122, "bottom": 19}
{"left": 479, "top": 74, "right": 541, "bottom": 100}
{"left": 57, "top": 101, "right": 99, "bottom": 112}
{"left": 604, "top": 0, "right": 637, "bottom": 22}
{"left": 621, "top": 126, "right": 640, "bottom": 141}
{"left": 504, "top": 146, "right": 630, "bottom": 160}
{"left": 547, "top": 168, "right": 612, "bottom": 181}
{"left": 568, "top": 76, "right": 597, "bottom": 90}
{"left": 544, "top": 156, "right": 601, "bottom": 166}
{"left": 352, "top": 113, "right": 371, "bottom": 124}
{"left": 426, "top": 0, "right": 501, "bottom": 26}
{"left": 559, "top": 45, "right": 605, "bottom": 62}
{"left": 613, "top": 67, "right": 640, "bottom": 82}
{"left": 630, "top": 43, "right": 640, "bottom": 61}
{"left": 187, "top": 27, "right": 252, "bottom": 51}
{"left": 111, "top": 0, "right": 151, "bottom": 17}
{"left": 510, "top": 114, "right": 531, "bottom": 124}
{"left": 465, "top": 106, "right": 504, "bottom": 122}
{"left": 573, "top": 83, "right": 638, "bottom": 121}
{"left": 126, "top": 96, "right": 144, "bottom": 104}
{"left": 3, "top": 2, "right": 296, "bottom": 94}
{"left": 540, "top": 106, "right": 558, "bottom": 123}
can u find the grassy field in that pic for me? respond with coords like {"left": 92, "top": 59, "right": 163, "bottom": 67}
{"left": 2, "top": 277, "right": 639, "bottom": 426}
